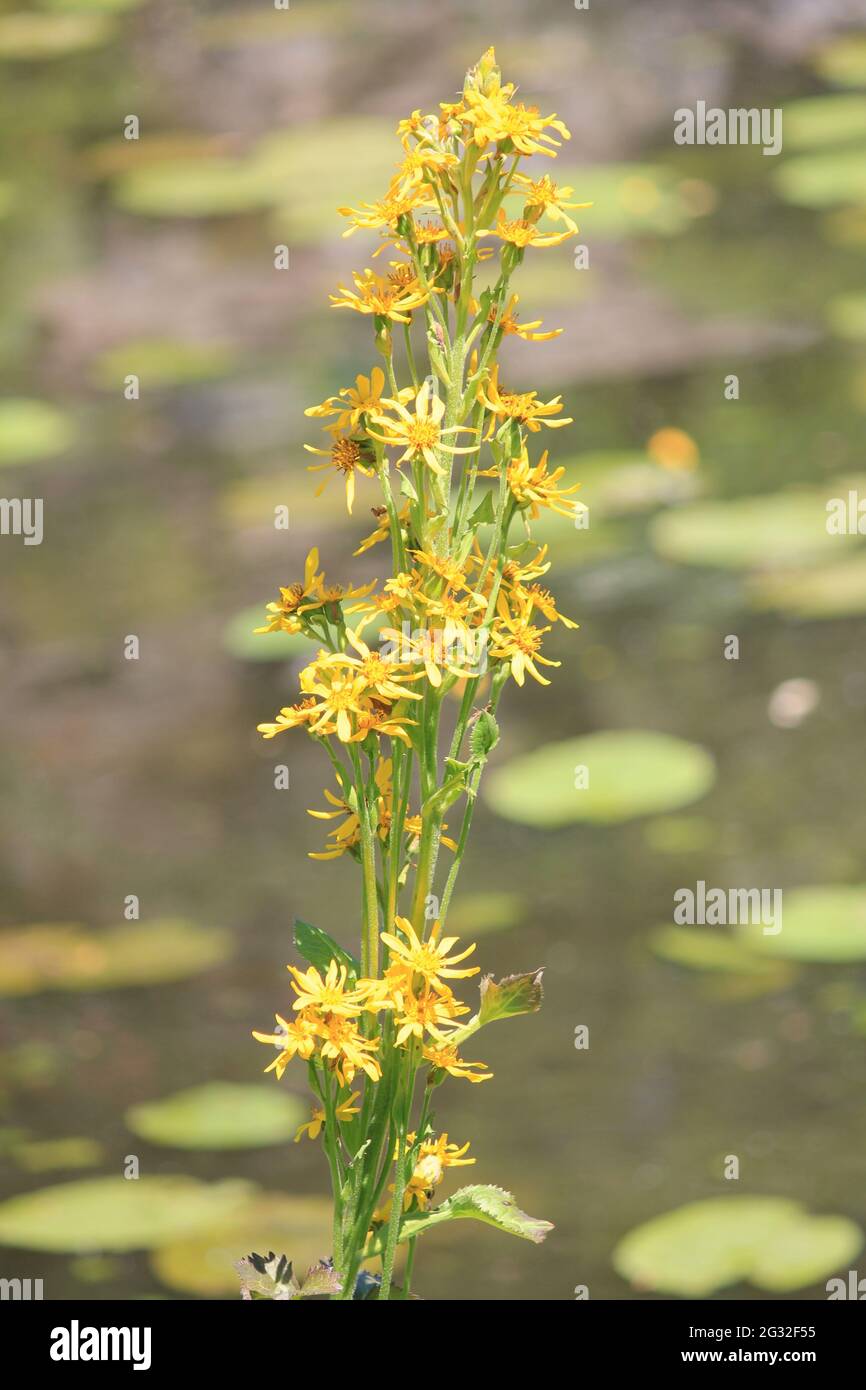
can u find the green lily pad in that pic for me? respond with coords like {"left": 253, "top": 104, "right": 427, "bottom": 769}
{"left": 12, "top": 1137, "right": 104, "bottom": 1173}
{"left": 0, "top": 12, "right": 113, "bottom": 58}
{"left": 827, "top": 293, "right": 866, "bottom": 341}
{"left": 750, "top": 555, "right": 866, "bottom": 618}
{"left": 484, "top": 730, "right": 715, "bottom": 828}
{"left": 531, "top": 163, "right": 693, "bottom": 238}
{"left": 735, "top": 885, "right": 866, "bottom": 962}
{"left": 446, "top": 892, "right": 526, "bottom": 937}
{"left": 783, "top": 95, "right": 866, "bottom": 150}
{"left": 814, "top": 34, "right": 866, "bottom": 88}
{"left": 0, "top": 398, "right": 75, "bottom": 465}
{"left": 113, "top": 159, "right": 275, "bottom": 218}
{"left": 90, "top": 338, "right": 238, "bottom": 389}
{"left": 262, "top": 120, "right": 397, "bottom": 243}
{"left": 150, "top": 1193, "right": 334, "bottom": 1295}
{"left": 0, "top": 1176, "right": 251, "bottom": 1252}
{"left": 650, "top": 492, "right": 854, "bottom": 570}
{"left": 222, "top": 606, "right": 314, "bottom": 663}
{"left": 614, "top": 1197, "right": 862, "bottom": 1296}
{"left": 649, "top": 925, "right": 791, "bottom": 978}
{"left": 775, "top": 146, "right": 866, "bottom": 208}
{"left": 126, "top": 1083, "right": 305, "bottom": 1150}
{"left": 0, "top": 919, "right": 233, "bottom": 996}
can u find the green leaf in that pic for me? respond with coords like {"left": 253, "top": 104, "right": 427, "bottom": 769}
{"left": 614, "top": 1197, "right": 862, "bottom": 1296}
{"left": 650, "top": 491, "right": 855, "bottom": 570}
{"left": 393, "top": 1185, "right": 553, "bottom": 1246}
{"left": 484, "top": 730, "right": 715, "bottom": 828}
{"left": 735, "top": 885, "right": 866, "bottom": 962}
{"left": 478, "top": 970, "right": 544, "bottom": 1026}
{"left": 469, "top": 709, "right": 499, "bottom": 759}
{"left": 125, "top": 1082, "right": 305, "bottom": 1150}
{"left": 468, "top": 489, "right": 495, "bottom": 527}
{"left": 0, "top": 1176, "right": 250, "bottom": 1253}
{"left": 293, "top": 919, "right": 360, "bottom": 981}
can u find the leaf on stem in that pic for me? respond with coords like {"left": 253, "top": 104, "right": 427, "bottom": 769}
{"left": 397, "top": 1184, "right": 553, "bottom": 1245}
{"left": 478, "top": 969, "right": 544, "bottom": 1025}
{"left": 293, "top": 920, "right": 360, "bottom": 983}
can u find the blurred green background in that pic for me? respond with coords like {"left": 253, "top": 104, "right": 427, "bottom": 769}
{"left": 1, "top": 0, "right": 866, "bottom": 1300}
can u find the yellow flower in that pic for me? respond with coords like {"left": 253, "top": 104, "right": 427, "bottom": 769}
{"left": 337, "top": 185, "right": 436, "bottom": 238}
{"left": 353, "top": 504, "right": 392, "bottom": 556}
{"left": 288, "top": 960, "right": 362, "bottom": 1016}
{"left": 489, "top": 594, "right": 561, "bottom": 686}
{"left": 478, "top": 365, "right": 573, "bottom": 435}
{"left": 294, "top": 1092, "right": 361, "bottom": 1143}
{"left": 252, "top": 1013, "right": 318, "bottom": 1079}
{"left": 256, "top": 696, "right": 319, "bottom": 741}
{"left": 422, "top": 1040, "right": 492, "bottom": 1083}
{"left": 478, "top": 208, "right": 572, "bottom": 249}
{"left": 391, "top": 984, "right": 469, "bottom": 1046}
{"left": 317, "top": 1013, "right": 382, "bottom": 1086}
{"left": 304, "top": 368, "right": 411, "bottom": 434}
{"left": 504, "top": 447, "right": 582, "bottom": 518}
{"left": 380, "top": 917, "right": 479, "bottom": 990}
{"left": 308, "top": 760, "right": 393, "bottom": 860}
{"left": 368, "top": 380, "right": 478, "bottom": 475}
{"left": 330, "top": 267, "right": 435, "bottom": 324}
{"left": 512, "top": 173, "right": 591, "bottom": 234}
{"left": 304, "top": 434, "right": 375, "bottom": 515}
{"left": 647, "top": 426, "right": 699, "bottom": 472}
{"left": 473, "top": 292, "right": 561, "bottom": 343}
{"left": 254, "top": 548, "right": 324, "bottom": 635}
{"left": 462, "top": 88, "right": 570, "bottom": 157}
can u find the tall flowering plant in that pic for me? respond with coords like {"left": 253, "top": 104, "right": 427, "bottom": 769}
{"left": 241, "top": 49, "right": 585, "bottom": 1302}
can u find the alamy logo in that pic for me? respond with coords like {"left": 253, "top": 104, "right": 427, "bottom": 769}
{"left": 0, "top": 1276, "right": 43, "bottom": 1299}
{"left": 50, "top": 1321, "right": 152, "bottom": 1371}
{"left": 0, "top": 496, "right": 43, "bottom": 545}
{"left": 674, "top": 101, "right": 782, "bottom": 156}
{"left": 827, "top": 1270, "right": 866, "bottom": 1299}
{"left": 674, "top": 881, "right": 782, "bottom": 935}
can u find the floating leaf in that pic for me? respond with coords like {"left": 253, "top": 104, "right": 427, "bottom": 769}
{"left": 113, "top": 159, "right": 275, "bottom": 218}
{"left": 477, "top": 970, "right": 544, "bottom": 1026}
{"left": 827, "top": 293, "right": 866, "bottom": 341}
{"left": 446, "top": 891, "right": 526, "bottom": 937}
{"left": 783, "top": 94, "right": 866, "bottom": 150}
{"left": 484, "top": 730, "right": 715, "bottom": 828}
{"left": 293, "top": 920, "right": 360, "bottom": 982}
{"left": 126, "top": 1083, "right": 305, "bottom": 1151}
{"left": 222, "top": 606, "right": 313, "bottom": 663}
{"left": 649, "top": 926, "right": 795, "bottom": 994}
{"left": 650, "top": 492, "right": 854, "bottom": 570}
{"left": 543, "top": 163, "right": 693, "bottom": 238}
{"left": 0, "top": 1176, "right": 250, "bottom": 1252}
{"left": 0, "top": 11, "right": 113, "bottom": 58}
{"left": 814, "top": 35, "right": 866, "bottom": 89}
{"left": 150, "top": 1193, "right": 333, "bottom": 1295}
{"left": 736, "top": 885, "right": 866, "bottom": 962}
{"left": 775, "top": 146, "right": 866, "bottom": 209}
{"left": 12, "top": 1137, "right": 103, "bottom": 1173}
{"left": 382, "top": 1185, "right": 553, "bottom": 1249}
{"left": 0, "top": 919, "right": 233, "bottom": 997}
{"left": 750, "top": 556, "right": 866, "bottom": 618}
{"left": 614, "top": 1197, "right": 862, "bottom": 1296}
{"left": 90, "top": 338, "right": 237, "bottom": 390}
{"left": 0, "top": 399, "right": 75, "bottom": 466}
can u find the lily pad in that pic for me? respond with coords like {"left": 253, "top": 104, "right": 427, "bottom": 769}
{"left": 113, "top": 158, "right": 275, "bottom": 218}
{"left": 222, "top": 606, "right": 314, "bottom": 663}
{"left": 0, "top": 12, "right": 113, "bottom": 58}
{"left": 0, "top": 1176, "right": 251, "bottom": 1252}
{"left": 649, "top": 925, "right": 790, "bottom": 978}
{"left": 90, "top": 338, "right": 238, "bottom": 389}
{"left": 736, "top": 885, "right": 866, "bottom": 962}
{"left": 775, "top": 146, "right": 866, "bottom": 209}
{"left": 484, "top": 730, "right": 715, "bottom": 828}
{"left": 0, "top": 919, "right": 233, "bottom": 996}
{"left": 12, "top": 1137, "right": 104, "bottom": 1173}
{"left": 263, "top": 120, "right": 397, "bottom": 243}
{"left": 150, "top": 1193, "right": 333, "bottom": 1295}
{"left": 814, "top": 34, "right": 866, "bottom": 88}
{"left": 614, "top": 1197, "right": 861, "bottom": 1296}
{"left": 446, "top": 892, "right": 526, "bottom": 937}
{"left": 783, "top": 94, "right": 866, "bottom": 150}
{"left": 126, "top": 1083, "right": 305, "bottom": 1150}
{"left": 650, "top": 492, "right": 854, "bottom": 570}
{"left": 750, "top": 556, "right": 866, "bottom": 618}
{"left": 0, "top": 398, "right": 75, "bottom": 465}
{"left": 827, "top": 293, "right": 866, "bottom": 341}
{"left": 531, "top": 163, "right": 694, "bottom": 238}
